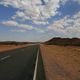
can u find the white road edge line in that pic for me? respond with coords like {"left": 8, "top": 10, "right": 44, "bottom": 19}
{"left": 33, "top": 49, "right": 39, "bottom": 80}
{"left": 0, "top": 55, "right": 11, "bottom": 61}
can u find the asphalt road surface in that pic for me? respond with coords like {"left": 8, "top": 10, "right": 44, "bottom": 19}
{"left": 0, "top": 45, "right": 46, "bottom": 80}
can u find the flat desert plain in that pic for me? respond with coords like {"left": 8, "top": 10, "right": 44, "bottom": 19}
{"left": 0, "top": 45, "right": 27, "bottom": 52}
{"left": 40, "top": 44, "right": 80, "bottom": 80}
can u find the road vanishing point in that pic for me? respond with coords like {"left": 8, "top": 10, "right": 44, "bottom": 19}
{"left": 0, "top": 45, "right": 46, "bottom": 80}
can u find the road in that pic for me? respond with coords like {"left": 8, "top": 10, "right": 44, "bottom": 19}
{"left": 0, "top": 45, "right": 46, "bottom": 80}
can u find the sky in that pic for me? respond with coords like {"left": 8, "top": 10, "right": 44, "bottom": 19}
{"left": 0, "top": 0, "right": 80, "bottom": 42}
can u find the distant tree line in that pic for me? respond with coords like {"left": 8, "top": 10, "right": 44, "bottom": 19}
{"left": 0, "top": 41, "right": 28, "bottom": 45}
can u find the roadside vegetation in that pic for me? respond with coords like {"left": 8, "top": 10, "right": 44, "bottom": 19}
{"left": 0, "top": 41, "right": 28, "bottom": 45}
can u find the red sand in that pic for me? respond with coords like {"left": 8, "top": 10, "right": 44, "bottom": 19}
{"left": 40, "top": 44, "right": 80, "bottom": 80}
{"left": 0, "top": 45, "right": 27, "bottom": 52}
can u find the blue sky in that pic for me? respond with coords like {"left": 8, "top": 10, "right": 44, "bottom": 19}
{"left": 0, "top": 0, "right": 80, "bottom": 42}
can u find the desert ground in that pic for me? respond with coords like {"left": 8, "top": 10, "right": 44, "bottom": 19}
{"left": 0, "top": 44, "right": 80, "bottom": 80}
{"left": 40, "top": 44, "right": 80, "bottom": 80}
{"left": 0, "top": 45, "right": 27, "bottom": 52}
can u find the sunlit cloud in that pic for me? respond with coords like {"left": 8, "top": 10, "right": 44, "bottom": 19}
{"left": 0, "top": 0, "right": 80, "bottom": 41}
{"left": 1, "top": 20, "right": 33, "bottom": 30}
{"left": 0, "top": 0, "right": 65, "bottom": 24}
{"left": 47, "top": 11, "right": 80, "bottom": 37}
{"left": 11, "top": 29, "right": 26, "bottom": 33}
{"left": 1, "top": 20, "right": 45, "bottom": 33}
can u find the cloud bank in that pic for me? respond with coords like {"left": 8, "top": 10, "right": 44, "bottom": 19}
{"left": 0, "top": 0, "right": 80, "bottom": 39}
{"left": 48, "top": 11, "right": 80, "bottom": 37}
{"left": 1, "top": 20, "right": 45, "bottom": 33}
{"left": 0, "top": 0, "right": 62, "bottom": 24}
{"left": 2, "top": 20, "right": 33, "bottom": 30}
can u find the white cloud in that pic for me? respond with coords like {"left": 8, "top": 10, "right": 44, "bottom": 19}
{"left": 1, "top": 20, "right": 45, "bottom": 33}
{"left": 19, "top": 24, "right": 33, "bottom": 30}
{"left": 11, "top": 29, "right": 26, "bottom": 32}
{"left": 33, "top": 20, "right": 49, "bottom": 25}
{"left": 47, "top": 16, "right": 68, "bottom": 33}
{"left": 0, "top": 0, "right": 67, "bottom": 24}
{"left": 12, "top": 11, "right": 30, "bottom": 20}
{"left": 47, "top": 11, "right": 80, "bottom": 37}
{"left": 1, "top": 20, "right": 33, "bottom": 30}
{"left": 2, "top": 20, "right": 18, "bottom": 26}
{"left": 65, "top": 12, "right": 80, "bottom": 37}
{"left": 1, "top": 0, "right": 78, "bottom": 26}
